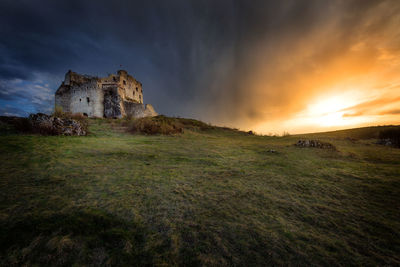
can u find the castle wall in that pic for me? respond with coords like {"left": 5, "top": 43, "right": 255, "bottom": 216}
{"left": 117, "top": 70, "right": 143, "bottom": 103}
{"left": 55, "top": 87, "right": 72, "bottom": 112}
{"left": 55, "top": 70, "right": 154, "bottom": 118}
{"left": 123, "top": 102, "right": 157, "bottom": 118}
{"left": 68, "top": 80, "right": 103, "bottom": 117}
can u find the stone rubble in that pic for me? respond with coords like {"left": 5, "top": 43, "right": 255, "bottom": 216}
{"left": 295, "top": 139, "right": 335, "bottom": 149}
{"left": 29, "top": 113, "right": 86, "bottom": 136}
{"left": 375, "top": 138, "right": 393, "bottom": 146}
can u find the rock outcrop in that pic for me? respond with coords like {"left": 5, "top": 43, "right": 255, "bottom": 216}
{"left": 29, "top": 113, "right": 87, "bottom": 136}
{"left": 295, "top": 139, "right": 335, "bottom": 149}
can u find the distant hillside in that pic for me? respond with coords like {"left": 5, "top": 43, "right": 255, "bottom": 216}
{"left": 297, "top": 125, "right": 400, "bottom": 139}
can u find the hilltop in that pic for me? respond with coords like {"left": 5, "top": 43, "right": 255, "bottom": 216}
{"left": 0, "top": 117, "right": 399, "bottom": 266}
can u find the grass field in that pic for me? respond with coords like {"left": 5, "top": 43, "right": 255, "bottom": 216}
{"left": 1, "top": 119, "right": 399, "bottom": 266}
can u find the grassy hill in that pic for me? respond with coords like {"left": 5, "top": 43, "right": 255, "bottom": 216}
{"left": 298, "top": 124, "right": 400, "bottom": 139}
{"left": 0, "top": 118, "right": 399, "bottom": 266}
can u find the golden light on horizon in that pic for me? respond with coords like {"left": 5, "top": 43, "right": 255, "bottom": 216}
{"left": 242, "top": 36, "right": 400, "bottom": 135}
{"left": 306, "top": 95, "right": 353, "bottom": 127}
{"left": 251, "top": 84, "right": 400, "bottom": 135}
{"left": 298, "top": 91, "right": 370, "bottom": 128}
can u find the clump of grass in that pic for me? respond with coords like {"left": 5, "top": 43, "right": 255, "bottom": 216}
{"left": 127, "top": 115, "right": 184, "bottom": 135}
{"left": 53, "top": 105, "right": 65, "bottom": 118}
{"left": 174, "top": 117, "right": 214, "bottom": 131}
{"left": 0, "top": 116, "right": 32, "bottom": 134}
{"left": 0, "top": 120, "right": 15, "bottom": 134}
{"left": 125, "top": 115, "right": 216, "bottom": 135}
{"left": 15, "top": 118, "right": 33, "bottom": 133}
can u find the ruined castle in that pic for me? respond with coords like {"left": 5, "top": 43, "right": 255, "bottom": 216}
{"left": 55, "top": 70, "right": 157, "bottom": 118}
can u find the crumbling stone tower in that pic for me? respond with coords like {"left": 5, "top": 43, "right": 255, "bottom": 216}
{"left": 55, "top": 70, "right": 156, "bottom": 118}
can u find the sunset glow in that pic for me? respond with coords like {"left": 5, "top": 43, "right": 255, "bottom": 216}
{"left": 253, "top": 83, "right": 400, "bottom": 134}
{"left": 242, "top": 31, "right": 400, "bottom": 134}
{"left": 306, "top": 95, "right": 358, "bottom": 127}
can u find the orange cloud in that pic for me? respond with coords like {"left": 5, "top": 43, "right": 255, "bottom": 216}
{"left": 207, "top": 0, "right": 400, "bottom": 133}
{"left": 342, "top": 96, "right": 400, "bottom": 117}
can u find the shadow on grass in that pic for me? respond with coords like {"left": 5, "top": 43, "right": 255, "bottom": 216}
{"left": 0, "top": 210, "right": 169, "bottom": 266}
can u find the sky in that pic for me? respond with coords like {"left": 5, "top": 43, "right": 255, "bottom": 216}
{"left": 1, "top": 0, "right": 399, "bottom": 134}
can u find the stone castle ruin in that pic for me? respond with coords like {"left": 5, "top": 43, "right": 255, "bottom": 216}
{"left": 55, "top": 70, "right": 157, "bottom": 118}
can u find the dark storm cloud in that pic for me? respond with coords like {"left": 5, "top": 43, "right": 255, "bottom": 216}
{"left": 0, "top": 0, "right": 399, "bottom": 130}
{"left": 0, "top": 0, "right": 238, "bottom": 117}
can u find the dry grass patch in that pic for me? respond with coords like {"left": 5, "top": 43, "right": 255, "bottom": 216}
{"left": 125, "top": 115, "right": 214, "bottom": 135}
{"left": 127, "top": 116, "right": 184, "bottom": 135}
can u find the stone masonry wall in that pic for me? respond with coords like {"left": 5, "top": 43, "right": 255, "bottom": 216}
{"left": 55, "top": 87, "right": 71, "bottom": 112}
{"left": 55, "top": 70, "right": 153, "bottom": 118}
{"left": 68, "top": 80, "right": 103, "bottom": 117}
{"left": 123, "top": 102, "right": 157, "bottom": 118}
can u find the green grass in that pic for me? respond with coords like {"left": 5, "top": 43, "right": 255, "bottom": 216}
{"left": 1, "top": 119, "right": 399, "bottom": 266}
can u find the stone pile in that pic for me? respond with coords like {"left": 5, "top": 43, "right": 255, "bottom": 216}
{"left": 375, "top": 139, "right": 393, "bottom": 146}
{"left": 29, "top": 113, "right": 86, "bottom": 136}
{"left": 295, "top": 139, "right": 335, "bottom": 149}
